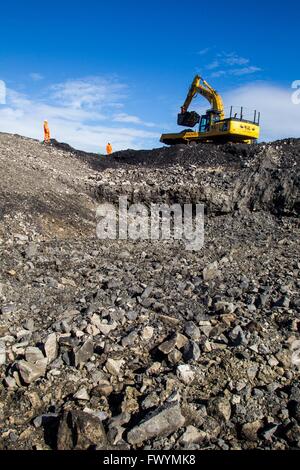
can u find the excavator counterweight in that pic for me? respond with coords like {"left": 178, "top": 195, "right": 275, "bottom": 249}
{"left": 161, "top": 75, "right": 260, "bottom": 145}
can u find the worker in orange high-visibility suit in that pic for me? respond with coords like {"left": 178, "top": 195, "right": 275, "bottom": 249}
{"left": 44, "top": 120, "right": 50, "bottom": 143}
{"left": 106, "top": 142, "right": 113, "bottom": 155}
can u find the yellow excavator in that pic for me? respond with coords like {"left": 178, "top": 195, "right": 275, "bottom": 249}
{"left": 160, "top": 75, "right": 260, "bottom": 145}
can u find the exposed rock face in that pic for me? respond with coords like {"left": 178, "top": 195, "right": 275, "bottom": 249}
{"left": 94, "top": 139, "right": 300, "bottom": 217}
{"left": 0, "top": 133, "right": 299, "bottom": 450}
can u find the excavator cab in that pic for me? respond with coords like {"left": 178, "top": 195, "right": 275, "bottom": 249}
{"left": 199, "top": 115, "right": 209, "bottom": 133}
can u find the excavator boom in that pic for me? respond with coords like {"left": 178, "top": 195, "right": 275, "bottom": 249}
{"left": 181, "top": 75, "right": 224, "bottom": 119}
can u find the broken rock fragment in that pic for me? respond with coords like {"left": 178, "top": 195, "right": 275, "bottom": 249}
{"left": 180, "top": 425, "right": 206, "bottom": 445}
{"left": 44, "top": 333, "right": 58, "bottom": 364}
{"left": 127, "top": 404, "right": 185, "bottom": 445}
{"left": 25, "top": 346, "right": 45, "bottom": 363}
{"left": 17, "top": 358, "right": 47, "bottom": 384}
{"left": 208, "top": 397, "right": 232, "bottom": 422}
{"left": 105, "top": 358, "right": 125, "bottom": 376}
{"left": 73, "top": 338, "right": 94, "bottom": 367}
{"left": 176, "top": 364, "right": 195, "bottom": 384}
{"left": 57, "top": 410, "right": 108, "bottom": 450}
{"left": 203, "top": 262, "right": 222, "bottom": 282}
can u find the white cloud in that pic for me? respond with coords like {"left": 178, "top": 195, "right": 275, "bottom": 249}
{"left": 50, "top": 77, "right": 127, "bottom": 110}
{"left": 197, "top": 48, "right": 210, "bottom": 55}
{"left": 211, "top": 66, "right": 261, "bottom": 78}
{"left": 8, "top": 89, "right": 32, "bottom": 107}
{"left": 231, "top": 66, "right": 262, "bottom": 76}
{"left": 223, "top": 82, "right": 300, "bottom": 141}
{"left": 223, "top": 54, "right": 249, "bottom": 66}
{"left": 112, "top": 113, "right": 156, "bottom": 127}
{"left": 0, "top": 80, "right": 6, "bottom": 104}
{"left": 0, "top": 78, "right": 160, "bottom": 152}
{"left": 206, "top": 60, "right": 220, "bottom": 70}
{"left": 113, "top": 113, "right": 141, "bottom": 124}
{"left": 30, "top": 73, "right": 44, "bottom": 81}
{"left": 211, "top": 70, "right": 227, "bottom": 78}
{"left": 206, "top": 51, "right": 261, "bottom": 79}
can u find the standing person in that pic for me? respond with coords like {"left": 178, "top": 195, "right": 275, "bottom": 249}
{"left": 106, "top": 142, "right": 112, "bottom": 155}
{"left": 44, "top": 120, "right": 50, "bottom": 144}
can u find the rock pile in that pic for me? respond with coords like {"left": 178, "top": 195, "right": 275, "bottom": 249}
{"left": 0, "top": 133, "right": 299, "bottom": 450}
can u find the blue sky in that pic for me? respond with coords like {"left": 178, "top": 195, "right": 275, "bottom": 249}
{"left": 0, "top": 0, "right": 299, "bottom": 151}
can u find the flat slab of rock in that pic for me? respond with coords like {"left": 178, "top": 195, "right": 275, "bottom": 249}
{"left": 44, "top": 333, "right": 58, "bottom": 363}
{"left": 127, "top": 403, "right": 185, "bottom": 445}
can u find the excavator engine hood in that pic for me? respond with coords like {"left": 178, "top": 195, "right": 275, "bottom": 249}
{"left": 177, "top": 111, "right": 200, "bottom": 128}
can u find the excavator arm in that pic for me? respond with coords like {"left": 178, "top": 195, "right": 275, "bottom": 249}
{"left": 178, "top": 75, "right": 225, "bottom": 127}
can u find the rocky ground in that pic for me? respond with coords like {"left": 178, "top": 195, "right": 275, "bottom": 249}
{"left": 0, "top": 132, "right": 300, "bottom": 450}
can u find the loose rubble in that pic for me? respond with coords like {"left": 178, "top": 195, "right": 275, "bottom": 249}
{"left": 0, "top": 132, "right": 299, "bottom": 450}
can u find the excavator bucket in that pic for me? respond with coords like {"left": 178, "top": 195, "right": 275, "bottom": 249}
{"left": 177, "top": 111, "right": 200, "bottom": 128}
